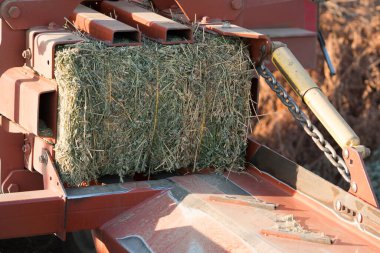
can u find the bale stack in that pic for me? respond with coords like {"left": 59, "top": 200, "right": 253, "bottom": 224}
{"left": 54, "top": 31, "right": 253, "bottom": 185}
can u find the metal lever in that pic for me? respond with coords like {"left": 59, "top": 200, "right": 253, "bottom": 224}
{"left": 318, "top": 30, "right": 336, "bottom": 76}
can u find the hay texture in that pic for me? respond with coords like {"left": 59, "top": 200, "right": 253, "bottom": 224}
{"left": 54, "top": 32, "right": 253, "bottom": 185}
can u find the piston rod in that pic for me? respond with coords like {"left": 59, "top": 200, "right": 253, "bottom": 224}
{"left": 271, "top": 44, "right": 360, "bottom": 149}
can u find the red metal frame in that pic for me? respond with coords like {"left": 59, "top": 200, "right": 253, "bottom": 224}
{"left": 0, "top": 1, "right": 379, "bottom": 252}
{"left": 98, "top": 1, "right": 193, "bottom": 44}
{"left": 70, "top": 4, "right": 142, "bottom": 46}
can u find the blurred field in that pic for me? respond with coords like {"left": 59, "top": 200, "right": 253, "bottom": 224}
{"left": 252, "top": 0, "right": 380, "bottom": 189}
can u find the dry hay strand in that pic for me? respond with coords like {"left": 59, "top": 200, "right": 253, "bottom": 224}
{"left": 54, "top": 31, "right": 253, "bottom": 185}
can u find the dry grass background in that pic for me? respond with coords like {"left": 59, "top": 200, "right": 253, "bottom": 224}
{"left": 252, "top": 0, "right": 380, "bottom": 190}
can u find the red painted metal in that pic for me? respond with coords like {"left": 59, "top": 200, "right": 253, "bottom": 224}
{"left": 66, "top": 188, "right": 162, "bottom": 232}
{"left": 99, "top": 1, "right": 193, "bottom": 44}
{"left": 151, "top": 0, "right": 177, "bottom": 10}
{"left": 94, "top": 172, "right": 380, "bottom": 252}
{"left": 0, "top": 0, "right": 82, "bottom": 75}
{"left": 32, "top": 31, "right": 84, "bottom": 79}
{"left": 175, "top": 0, "right": 317, "bottom": 29}
{"left": 71, "top": 5, "right": 141, "bottom": 46}
{"left": 1, "top": 170, "right": 43, "bottom": 193}
{"left": 0, "top": 0, "right": 82, "bottom": 30}
{"left": 344, "top": 147, "right": 379, "bottom": 207}
{"left": 0, "top": 116, "right": 24, "bottom": 190}
{"left": 0, "top": 67, "right": 57, "bottom": 136}
{"left": 0, "top": 190, "right": 65, "bottom": 239}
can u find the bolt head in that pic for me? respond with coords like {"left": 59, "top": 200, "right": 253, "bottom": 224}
{"left": 351, "top": 182, "right": 358, "bottom": 193}
{"left": 335, "top": 201, "right": 342, "bottom": 211}
{"left": 8, "top": 6, "right": 21, "bottom": 19}
{"left": 357, "top": 213, "right": 363, "bottom": 223}
{"left": 22, "top": 49, "right": 31, "bottom": 60}
{"left": 39, "top": 154, "right": 48, "bottom": 164}
{"left": 343, "top": 148, "right": 349, "bottom": 159}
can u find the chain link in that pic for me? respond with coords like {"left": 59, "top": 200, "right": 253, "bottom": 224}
{"left": 257, "top": 65, "right": 351, "bottom": 183}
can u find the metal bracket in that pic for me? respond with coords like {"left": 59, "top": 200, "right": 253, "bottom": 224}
{"left": 26, "top": 28, "right": 84, "bottom": 79}
{"left": 343, "top": 146, "right": 379, "bottom": 208}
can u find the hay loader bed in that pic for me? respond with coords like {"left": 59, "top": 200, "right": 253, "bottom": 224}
{"left": 0, "top": 0, "right": 379, "bottom": 252}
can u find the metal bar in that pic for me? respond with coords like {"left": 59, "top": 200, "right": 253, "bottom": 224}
{"left": 71, "top": 5, "right": 141, "bottom": 46}
{"left": 318, "top": 30, "right": 336, "bottom": 76}
{"left": 271, "top": 45, "right": 360, "bottom": 148}
{"left": 261, "top": 229, "right": 333, "bottom": 245}
{"left": 99, "top": 1, "right": 193, "bottom": 44}
{"left": 0, "top": 190, "right": 64, "bottom": 239}
{"left": 209, "top": 195, "right": 278, "bottom": 210}
{"left": 65, "top": 186, "right": 162, "bottom": 231}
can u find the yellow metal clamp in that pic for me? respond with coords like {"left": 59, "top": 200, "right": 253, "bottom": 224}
{"left": 271, "top": 45, "right": 360, "bottom": 149}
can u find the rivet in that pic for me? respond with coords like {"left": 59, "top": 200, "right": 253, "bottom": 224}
{"left": 335, "top": 200, "right": 342, "bottom": 211}
{"left": 351, "top": 182, "right": 358, "bottom": 193}
{"left": 357, "top": 213, "right": 363, "bottom": 223}
{"left": 343, "top": 148, "right": 349, "bottom": 159}
{"left": 8, "top": 6, "right": 21, "bottom": 19}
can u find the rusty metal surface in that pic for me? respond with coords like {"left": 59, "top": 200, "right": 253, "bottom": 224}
{"left": 71, "top": 5, "right": 141, "bottom": 46}
{"left": 0, "top": 67, "right": 57, "bottom": 136}
{"left": 344, "top": 147, "right": 379, "bottom": 207}
{"left": 99, "top": 1, "right": 193, "bottom": 44}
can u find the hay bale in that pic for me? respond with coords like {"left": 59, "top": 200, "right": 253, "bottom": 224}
{"left": 54, "top": 31, "right": 253, "bottom": 185}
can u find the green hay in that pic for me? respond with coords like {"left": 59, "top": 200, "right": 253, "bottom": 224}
{"left": 54, "top": 31, "right": 253, "bottom": 185}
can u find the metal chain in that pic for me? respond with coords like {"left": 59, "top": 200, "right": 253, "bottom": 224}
{"left": 257, "top": 65, "right": 351, "bottom": 183}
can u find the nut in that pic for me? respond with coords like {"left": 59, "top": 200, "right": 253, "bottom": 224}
{"left": 8, "top": 6, "right": 21, "bottom": 19}
{"left": 22, "top": 49, "right": 32, "bottom": 60}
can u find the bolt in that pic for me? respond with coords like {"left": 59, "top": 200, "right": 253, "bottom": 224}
{"left": 343, "top": 148, "right": 349, "bottom": 159}
{"left": 39, "top": 153, "right": 48, "bottom": 164}
{"left": 351, "top": 182, "right": 358, "bottom": 193}
{"left": 231, "top": 0, "right": 243, "bottom": 10}
{"left": 7, "top": 183, "right": 19, "bottom": 193}
{"left": 335, "top": 200, "right": 342, "bottom": 211}
{"left": 8, "top": 6, "right": 21, "bottom": 19}
{"left": 22, "top": 143, "right": 31, "bottom": 153}
{"left": 356, "top": 213, "right": 363, "bottom": 223}
{"left": 22, "top": 49, "right": 32, "bottom": 60}
{"left": 222, "top": 21, "right": 231, "bottom": 29}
